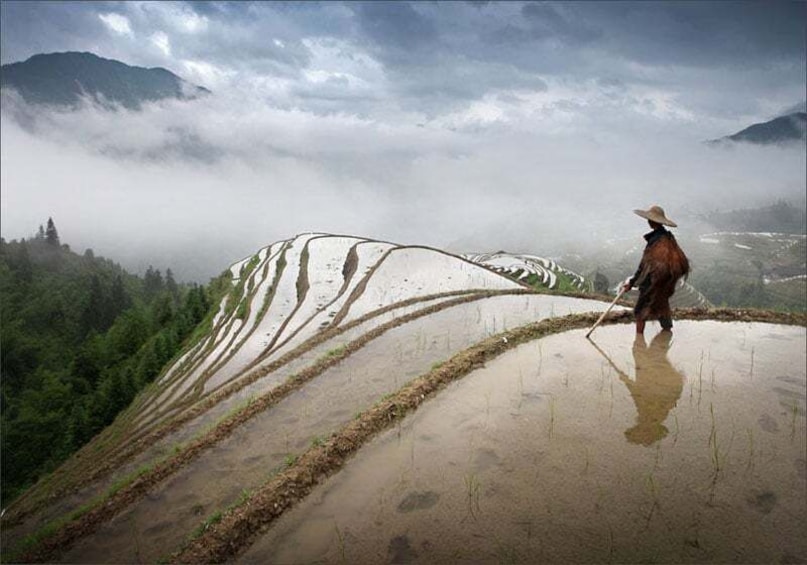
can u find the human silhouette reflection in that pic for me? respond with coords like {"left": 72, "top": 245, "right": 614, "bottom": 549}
{"left": 617, "top": 330, "right": 685, "bottom": 446}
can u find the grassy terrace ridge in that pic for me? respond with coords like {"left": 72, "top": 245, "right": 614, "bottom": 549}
{"left": 8, "top": 289, "right": 539, "bottom": 563}
{"left": 169, "top": 307, "right": 806, "bottom": 564}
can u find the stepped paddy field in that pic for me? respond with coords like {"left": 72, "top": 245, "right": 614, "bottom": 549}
{"left": 2, "top": 234, "right": 804, "bottom": 564}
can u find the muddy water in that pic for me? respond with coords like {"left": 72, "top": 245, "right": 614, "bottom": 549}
{"left": 242, "top": 322, "right": 806, "bottom": 564}
{"left": 57, "top": 295, "right": 613, "bottom": 563}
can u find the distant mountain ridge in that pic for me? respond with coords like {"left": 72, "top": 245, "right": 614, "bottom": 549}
{"left": 0, "top": 51, "right": 210, "bottom": 110}
{"left": 700, "top": 200, "right": 806, "bottom": 234}
{"left": 709, "top": 112, "right": 807, "bottom": 146}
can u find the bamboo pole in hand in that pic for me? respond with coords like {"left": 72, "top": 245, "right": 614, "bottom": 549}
{"left": 585, "top": 287, "right": 627, "bottom": 338}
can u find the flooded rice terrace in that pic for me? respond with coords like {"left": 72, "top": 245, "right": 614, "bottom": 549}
{"left": 242, "top": 321, "right": 806, "bottom": 564}
{"left": 54, "top": 295, "right": 611, "bottom": 563}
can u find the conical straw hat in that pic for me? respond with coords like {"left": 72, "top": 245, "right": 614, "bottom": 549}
{"left": 633, "top": 205, "right": 677, "bottom": 227}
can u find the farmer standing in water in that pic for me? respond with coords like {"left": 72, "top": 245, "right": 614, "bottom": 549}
{"left": 621, "top": 206, "right": 690, "bottom": 334}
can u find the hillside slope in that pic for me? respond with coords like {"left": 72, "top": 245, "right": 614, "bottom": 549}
{"left": 0, "top": 229, "right": 216, "bottom": 506}
{"left": 709, "top": 112, "right": 807, "bottom": 145}
{"left": 4, "top": 233, "right": 804, "bottom": 564}
{"left": 2, "top": 233, "right": 622, "bottom": 563}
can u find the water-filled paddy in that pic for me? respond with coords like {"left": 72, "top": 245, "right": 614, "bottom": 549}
{"left": 242, "top": 321, "right": 806, "bottom": 564}
{"left": 55, "top": 295, "right": 612, "bottom": 563}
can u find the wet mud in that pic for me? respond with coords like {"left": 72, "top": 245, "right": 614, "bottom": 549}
{"left": 239, "top": 321, "right": 806, "bottom": 564}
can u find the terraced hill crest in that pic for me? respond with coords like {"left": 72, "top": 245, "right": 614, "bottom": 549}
{"left": 2, "top": 232, "right": 611, "bottom": 561}
{"left": 463, "top": 251, "right": 587, "bottom": 291}
{"left": 133, "top": 233, "right": 526, "bottom": 433}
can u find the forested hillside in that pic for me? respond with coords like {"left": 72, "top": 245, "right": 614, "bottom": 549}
{"left": 0, "top": 220, "right": 223, "bottom": 505}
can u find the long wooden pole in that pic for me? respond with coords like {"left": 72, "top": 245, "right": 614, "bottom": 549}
{"left": 585, "top": 287, "right": 627, "bottom": 338}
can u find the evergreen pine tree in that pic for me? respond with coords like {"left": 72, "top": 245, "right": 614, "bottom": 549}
{"left": 45, "top": 217, "right": 60, "bottom": 247}
{"left": 152, "top": 293, "right": 175, "bottom": 327}
{"left": 136, "top": 344, "right": 162, "bottom": 385}
{"left": 81, "top": 275, "right": 106, "bottom": 335}
{"left": 71, "top": 335, "right": 103, "bottom": 386}
{"left": 66, "top": 402, "right": 92, "bottom": 449}
{"left": 144, "top": 266, "right": 164, "bottom": 300}
{"left": 165, "top": 268, "right": 179, "bottom": 304}
{"left": 109, "top": 275, "right": 131, "bottom": 322}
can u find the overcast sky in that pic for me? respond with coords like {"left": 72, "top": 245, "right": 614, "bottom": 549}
{"left": 1, "top": 1, "right": 805, "bottom": 281}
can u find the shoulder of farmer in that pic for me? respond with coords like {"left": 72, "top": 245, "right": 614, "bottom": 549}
{"left": 644, "top": 227, "right": 667, "bottom": 247}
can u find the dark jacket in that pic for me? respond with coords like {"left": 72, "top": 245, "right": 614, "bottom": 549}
{"left": 629, "top": 226, "right": 671, "bottom": 288}
{"left": 629, "top": 226, "right": 689, "bottom": 321}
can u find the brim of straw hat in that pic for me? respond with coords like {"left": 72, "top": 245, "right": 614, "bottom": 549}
{"left": 633, "top": 208, "right": 678, "bottom": 228}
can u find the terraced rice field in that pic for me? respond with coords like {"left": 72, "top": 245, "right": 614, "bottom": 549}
{"left": 464, "top": 251, "right": 587, "bottom": 291}
{"left": 1, "top": 234, "right": 618, "bottom": 562}
{"left": 3, "top": 234, "right": 803, "bottom": 564}
{"left": 241, "top": 322, "right": 806, "bottom": 564}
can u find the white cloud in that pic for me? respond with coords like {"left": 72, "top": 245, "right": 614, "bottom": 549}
{"left": 133, "top": 2, "right": 209, "bottom": 34}
{"left": 150, "top": 31, "right": 171, "bottom": 57}
{"left": 177, "top": 11, "right": 208, "bottom": 34}
{"left": 433, "top": 96, "right": 509, "bottom": 130}
{"left": 301, "top": 38, "right": 386, "bottom": 87}
{"left": 180, "top": 60, "right": 233, "bottom": 89}
{"left": 2, "top": 2, "right": 805, "bottom": 280}
{"left": 1, "top": 88, "right": 803, "bottom": 281}
{"left": 98, "top": 13, "right": 133, "bottom": 37}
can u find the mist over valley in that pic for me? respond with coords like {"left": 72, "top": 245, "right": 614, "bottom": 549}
{"left": 2, "top": 1, "right": 805, "bottom": 283}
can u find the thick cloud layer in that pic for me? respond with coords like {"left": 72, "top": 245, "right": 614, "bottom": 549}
{"left": 3, "top": 88, "right": 804, "bottom": 281}
{"left": 1, "top": 2, "right": 805, "bottom": 281}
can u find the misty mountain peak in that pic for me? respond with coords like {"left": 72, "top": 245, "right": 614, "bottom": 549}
{"left": 709, "top": 112, "right": 807, "bottom": 146}
{"left": 0, "top": 51, "right": 210, "bottom": 110}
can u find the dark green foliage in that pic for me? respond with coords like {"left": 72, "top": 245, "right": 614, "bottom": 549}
{"left": 165, "top": 268, "right": 179, "bottom": 304}
{"left": 144, "top": 265, "right": 164, "bottom": 300}
{"left": 12, "top": 240, "right": 33, "bottom": 285}
{"left": 0, "top": 227, "right": 221, "bottom": 505}
{"left": 45, "top": 217, "right": 60, "bottom": 247}
{"left": 111, "top": 275, "right": 132, "bottom": 312}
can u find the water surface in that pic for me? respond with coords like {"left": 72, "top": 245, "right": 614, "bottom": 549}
{"left": 242, "top": 321, "right": 806, "bottom": 564}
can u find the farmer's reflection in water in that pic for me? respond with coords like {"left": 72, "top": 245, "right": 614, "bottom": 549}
{"left": 617, "top": 330, "right": 684, "bottom": 446}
